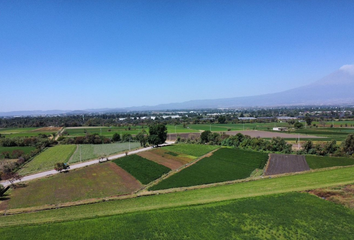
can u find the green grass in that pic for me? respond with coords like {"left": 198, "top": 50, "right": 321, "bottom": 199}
{"left": 162, "top": 143, "right": 219, "bottom": 157}
{"left": 0, "top": 127, "right": 58, "bottom": 138}
{"left": 69, "top": 142, "right": 140, "bottom": 163}
{"left": 150, "top": 148, "right": 268, "bottom": 190}
{"left": 113, "top": 155, "right": 171, "bottom": 184}
{"left": 306, "top": 155, "right": 354, "bottom": 169}
{"left": 2, "top": 192, "right": 354, "bottom": 239}
{"left": 3, "top": 162, "right": 141, "bottom": 209}
{"left": 0, "top": 146, "right": 35, "bottom": 159}
{"left": 18, "top": 145, "right": 76, "bottom": 175}
{"left": 1, "top": 165, "right": 354, "bottom": 227}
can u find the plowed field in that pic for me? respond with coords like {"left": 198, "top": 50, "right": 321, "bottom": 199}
{"left": 265, "top": 154, "right": 310, "bottom": 175}
{"left": 137, "top": 149, "right": 192, "bottom": 169}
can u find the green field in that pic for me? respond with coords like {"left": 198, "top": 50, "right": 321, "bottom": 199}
{"left": 306, "top": 155, "right": 354, "bottom": 169}
{"left": 2, "top": 192, "right": 354, "bottom": 239}
{"left": 162, "top": 143, "right": 219, "bottom": 158}
{"left": 1, "top": 165, "right": 354, "bottom": 227}
{"left": 64, "top": 125, "right": 198, "bottom": 138}
{"left": 150, "top": 148, "right": 268, "bottom": 190}
{"left": 113, "top": 155, "right": 171, "bottom": 184}
{"left": 18, "top": 145, "right": 76, "bottom": 175}
{"left": 1, "top": 162, "right": 141, "bottom": 209}
{"left": 0, "top": 127, "right": 59, "bottom": 138}
{"left": 0, "top": 146, "right": 36, "bottom": 159}
{"left": 69, "top": 142, "right": 140, "bottom": 163}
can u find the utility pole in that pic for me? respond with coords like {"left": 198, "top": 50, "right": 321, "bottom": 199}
{"left": 80, "top": 145, "right": 82, "bottom": 162}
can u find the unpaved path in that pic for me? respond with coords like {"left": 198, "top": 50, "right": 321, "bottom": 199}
{"left": 0, "top": 143, "right": 173, "bottom": 187}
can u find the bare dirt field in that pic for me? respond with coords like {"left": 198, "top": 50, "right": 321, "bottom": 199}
{"left": 225, "top": 130, "right": 323, "bottom": 139}
{"left": 138, "top": 149, "right": 193, "bottom": 170}
{"left": 31, "top": 127, "right": 62, "bottom": 132}
{"left": 264, "top": 154, "right": 310, "bottom": 176}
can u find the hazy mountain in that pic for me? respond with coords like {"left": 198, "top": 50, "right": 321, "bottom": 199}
{"left": 1, "top": 64, "right": 354, "bottom": 116}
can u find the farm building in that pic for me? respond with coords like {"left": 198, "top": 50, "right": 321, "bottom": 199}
{"left": 273, "top": 127, "right": 288, "bottom": 131}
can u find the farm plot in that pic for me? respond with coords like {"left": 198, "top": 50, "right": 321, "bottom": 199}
{"left": 3, "top": 192, "right": 354, "bottom": 239}
{"left": 0, "top": 162, "right": 142, "bottom": 210}
{"left": 137, "top": 149, "right": 193, "bottom": 169}
{"left": 18, "top": 145, "right": 76, "bottom": 175}
{"left": 113, "top": 155, "right": 170, "bottom": 184}
{"left": 162, "top": 143, "right": 219, "bottom": 157}
{"left": 0, "top": 146, "right": 35, "bottom": 159}
{"left": 264, "top": 154, "right": 310, "bottom": 176}
{"left": 306, "top": 155, "right": 354, "bottom": 169}
{"left": 150, "top": 148, "right": 268, "bottom": 190}
{"left": 69, "top": 142, "right": 140, "bottom": 163}
{"left": 0, "top": 127, "right": 60, "bottom": 138}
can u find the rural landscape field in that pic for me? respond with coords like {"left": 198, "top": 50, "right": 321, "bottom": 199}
{"left": 2, "top": 1, "right": 354, "bottom": 239}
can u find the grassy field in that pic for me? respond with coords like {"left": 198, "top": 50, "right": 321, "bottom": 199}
{"left": 0, "top": 146, "right": 35, "bottom": 159}
{"left": 113, "top": 155, "right": 171, "bottom": 184}
{"left": 0, "top": 162, "right": 142, "bottom": 210}
{"left": 162, "top": 143, "right": 219, "bottom": 157}
{"left": 64, "top": 125, "right": 198, "bottom": 138}
{"left": 150, "top": 148, "right": 268, "bottom": 190}
{"left": 1, "top": 165, "right": 354, "bottom": 227}
{"left": 306, "top": 155, "right": 354, "bottom": 169}
{"left": 0, "top": 127, "right": 60, "bottom": 138}
{"left": 18, "top": 145, "right": 76, "bottom": 175}
{"left": 68, "top": 142, "right": 140, "bottom": 163}
{"left": 2, "top": 192, "right": 354, "bottom": 239}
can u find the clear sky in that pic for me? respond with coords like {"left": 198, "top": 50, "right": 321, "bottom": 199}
{"left": 1, "top": 0, "right": 354, "bottom": 111}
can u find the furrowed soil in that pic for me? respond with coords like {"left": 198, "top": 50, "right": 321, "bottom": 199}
{"left": 265, "top": 154, "right": 310, "bottom": 176}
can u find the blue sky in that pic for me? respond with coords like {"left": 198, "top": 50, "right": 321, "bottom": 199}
{"left": 1, "top": 0, "right": 354, "bottom": 111}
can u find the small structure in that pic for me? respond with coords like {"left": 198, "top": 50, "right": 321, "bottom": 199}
{"left": 272, "top": 127, "right": 288, "bottom": 131}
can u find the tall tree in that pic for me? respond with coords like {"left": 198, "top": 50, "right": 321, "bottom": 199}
{"left": 148, "top": 124, "right": 167, "bottom": 147}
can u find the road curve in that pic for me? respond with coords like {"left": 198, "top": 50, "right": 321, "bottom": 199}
{"left": 1, "top": 142, "right": 173, "bottom": 187}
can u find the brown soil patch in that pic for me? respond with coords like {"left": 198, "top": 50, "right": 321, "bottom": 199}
{"left": 307, "top": 185, "right": 354, "bottom": 209}
{"left": 265, "top": 154, "right": 310, "bottom": 176}
{"left": 138, "top": 151, "right": 182, "bottom": 170}
{"left": 167, "top": 133, "right": 201, "bottom": 141}
{"left": 32, "top": 127, "right": 62, "bottom": 132}
{"left": 107, "top": 162, "right": 142, "bottom": 190}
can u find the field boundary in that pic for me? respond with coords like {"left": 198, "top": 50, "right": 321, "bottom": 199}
{"left": 141, "top": 148, "right": 220, "bottom": 192}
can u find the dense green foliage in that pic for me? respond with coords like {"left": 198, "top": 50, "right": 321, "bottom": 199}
{"left": 113, "top": 155, "right": 170, "bottom": 184}
{"left": 0, "top": 146, "right": 35, "bottom": 159}
{"left": 69, "top": 142, "right": 140, "bottom": 163}
{"left": 18, "top": 145, "right": 76, "bottom": 175}
{"left": 150, "top": 148, "right": 268, "bottom": 190}
{"left": 162, "top": 144, "right": 219, "bottom": 157}
{"left": 2, "top": 192, "right": 354, "bottom": 239}
{"left": 148, "top": 124, "right": 167, "bottom": 146}
{"left": 1, "top": 165, "right": 354, "bottom": 227}
{"left": 306, "top": 155, "right": 354, "bottom": 169}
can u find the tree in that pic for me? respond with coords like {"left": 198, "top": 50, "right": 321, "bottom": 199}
{"left": 342, "top": 134, "right": 354, "bottom": 154}
{"left": 1, "top": 172, "right": 22, "bottom": 188}
{"left": 136, "top": 131, "right": 148, "bottom": 147}
{"left": 218, "top": 116, "right": 226, "bottom": 124}
{"left": 294, "top": 122, "right": 304, "bottom": 129}
{"left": 305, "top": 115, "right": 313, "bottom": 126}
{"left": 148, "top": 124, "right": 167, "bottom": 147}
{"left": 112, "top": 133, "right": 121, "bottom": 142}
{"left": 200, "top": 130, "right": 211, "bottom": 143}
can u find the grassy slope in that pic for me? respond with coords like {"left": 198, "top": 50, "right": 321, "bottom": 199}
{"left": 4, "top": 162, "right": 140, "bottom": 209}
{"left": 306, "top": 155, "right": 354, "bottom": 169}
{"left": 150, "top": 148, "right": 268, "bottom": 190}
{"left": 1, "top": 165, "right": 354, "bottom": 227}
{"left": 113, "top": 155, "right": 170, "bottom": 184}
{"left": 18, "top": 145, "right": 76, "bottom": 175}
{"left": 2, "top": 192, "right": 354, "bottom": 239}
{"left": 69, "top": 142, "right": 140, "bottom": 163}
{"left": 162, "top": 144, "right": 219, "bottom": 157}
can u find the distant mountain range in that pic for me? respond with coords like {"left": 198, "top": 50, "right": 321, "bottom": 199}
{"left": 1, "top": 64, "right": 354, "bottom": 117}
